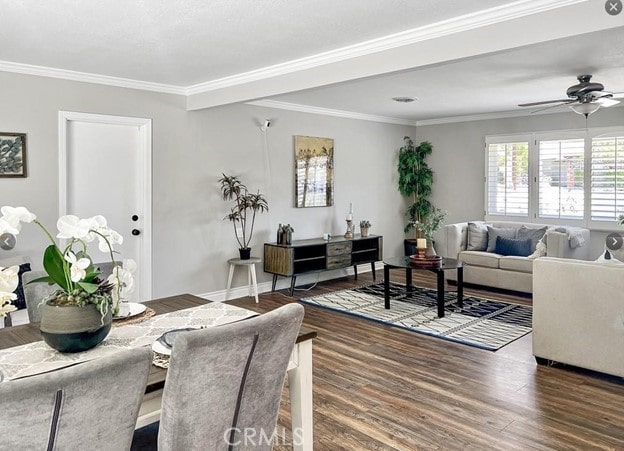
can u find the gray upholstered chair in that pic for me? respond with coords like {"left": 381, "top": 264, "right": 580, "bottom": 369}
{"left": 157, "top": 303, "right": 305, "bottom": 451}
{"left": 0, "top": 346, "right": 152, "bottom": 450}
{"left": 22, "top": 261, "right": 118, "bottom": 323}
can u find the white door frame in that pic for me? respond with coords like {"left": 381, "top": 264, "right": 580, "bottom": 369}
{"left": 58, "top": 111, "right": 153, "bottom": 301}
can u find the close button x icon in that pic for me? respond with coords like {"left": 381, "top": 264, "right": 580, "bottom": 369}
{"left": 605, "top": 0, "right": 622, "bottom": 15}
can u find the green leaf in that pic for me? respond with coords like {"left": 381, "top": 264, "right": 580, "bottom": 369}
{"left": 43, "top": 245, "right": 69, "bottom": 291}
{"left": 77, "top": 282, "right": 99, "bottom": 294}
{"left": 25, "top": 275, "right": 56, "bottom": 285}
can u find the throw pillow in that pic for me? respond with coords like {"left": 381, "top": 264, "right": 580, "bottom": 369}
{"left": 486, "top": 226, "right": 517, "bottom": 252}
{"left": 517, "top": 225, "right": 547, "bottom": 252}
{"left": 495, "top": 236, "right": 532, "bottom": 257}
{"left": 13, "top": 263, "right": 31, "bottom": 310}
{"left": 466, "top": 222, "right": 488, "bottom": 251}
{"left": 594, "top": 248, "right": 624, "bottom": 265}
{"left": 528, "top": 238, "right": 547, "bottom": 259}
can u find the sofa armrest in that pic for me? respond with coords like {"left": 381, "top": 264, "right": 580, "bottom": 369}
{"left": 443, "top": 223, "right": 468, "bottom": 259}
{"left": 545, "top": 228, "right": 590, "bottom": 260}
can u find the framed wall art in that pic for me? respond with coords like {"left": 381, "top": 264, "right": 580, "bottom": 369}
{"left": 0, "top": 132, "right": 27, "bottom": 177}
{"left": 295, "top": 135, "right": 334, "bottom": 208}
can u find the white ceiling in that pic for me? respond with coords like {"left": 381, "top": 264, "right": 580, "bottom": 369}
{"left": 1, "top": 0, "right": 623, "bottom": 121}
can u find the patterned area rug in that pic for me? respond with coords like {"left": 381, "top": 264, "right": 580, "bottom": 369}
{"left": 300, "top": 282, "right": 532, "bottom": 351}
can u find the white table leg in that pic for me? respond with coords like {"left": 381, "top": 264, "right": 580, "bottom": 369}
{"left": 225, "top": 264, "right": 235, "bottom": 301}
{"left": 287, "top": 340, "right": 313, "bottom": 451}
{"left": 247, "top": 266, "right": 252, "bottom": 296}
{"left": 250, "top": 264, "right": 259, "bottom": 303}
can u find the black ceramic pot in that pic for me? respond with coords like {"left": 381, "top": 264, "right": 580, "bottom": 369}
{"left": 40, "top": 302, "right": 112, "bottom": 353}
{"left": 239, "top": 247, "right": 252, "bottom": 260}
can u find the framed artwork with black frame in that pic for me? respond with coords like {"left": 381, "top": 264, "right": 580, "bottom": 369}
{"left": 0, "top": 132, "right": 27, "bottom": 178}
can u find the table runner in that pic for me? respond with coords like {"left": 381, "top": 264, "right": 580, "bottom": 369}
{"left": 0, "top": 301, "right": 258, "bottom": 381}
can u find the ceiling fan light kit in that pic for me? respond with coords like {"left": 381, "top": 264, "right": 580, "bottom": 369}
{"left": 568, "top": 102, "right": 600, "bottom": 117}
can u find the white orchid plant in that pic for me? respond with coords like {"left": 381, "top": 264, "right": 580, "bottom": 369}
{"left": 0, "top": 206, "right": 135, "bottom": 318}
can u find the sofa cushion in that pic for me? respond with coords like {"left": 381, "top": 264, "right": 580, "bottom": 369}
{"left": 517, "top": 225, "right": 547, "bottom": 252}
{"left": 459, "top": 251, "right": 500, "bottom": 269}
{"left": 499, "top": 256, "right": 534, "bottom": 273}
{"left": 466, "top": 222, "right": 488, "bottom": 251}
{"left": 486, "top": 226, "right": 517, "bottom": 252}
{"left": 495, "top": 236, "right": 532, "bottom": 257}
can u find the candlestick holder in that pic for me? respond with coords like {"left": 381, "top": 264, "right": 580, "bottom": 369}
{"left": 344, "top": 219, "right": 354, "bottom": 239}
{"left": 417, "top": 248, "right": 426, "bottom": 259}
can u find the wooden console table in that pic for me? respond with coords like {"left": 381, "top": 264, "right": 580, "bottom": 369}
{"left": 264, "top": 235, "right": 383, "bottom": 295}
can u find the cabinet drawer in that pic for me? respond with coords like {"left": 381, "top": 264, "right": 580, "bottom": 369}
{"left": 326, "top": 254, "right": 351, "bottom": 269}
{"left": 327, "top": 242, "right": 352, "bottom": 256}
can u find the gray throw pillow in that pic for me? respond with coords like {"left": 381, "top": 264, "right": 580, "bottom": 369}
{"left": 486, "top": 226, "right": 517, "bottom": 252}
{"left": 517, "top": 225, "right": 547, "bottom": 252}
{"left": 466, "top": 222, "right": 489, "bottom": 251}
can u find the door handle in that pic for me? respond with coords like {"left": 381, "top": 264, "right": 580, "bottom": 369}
{"left": 132, "top": 229, "right": 141, "bottom": 236}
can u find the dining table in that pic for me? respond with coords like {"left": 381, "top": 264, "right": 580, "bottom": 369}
{"left": 0, "top": 294, "right": 317, "bottom": 451}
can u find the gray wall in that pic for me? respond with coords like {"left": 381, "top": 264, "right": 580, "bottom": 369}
{"left": 416, "top": 108, "right": 624, "bottom": 258}
{"left": 0, "top": 71, "right": 412, "bottom": 298}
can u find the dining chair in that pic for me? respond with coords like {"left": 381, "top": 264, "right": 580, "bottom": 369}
{"left": 0, "top": 346, "right": 152, "bottom": 451}
{"left": 22, "top": 261, "right": 118, "bottom": 323}
{"left": 157, "top": 303, "right": 305, "bottom": 451}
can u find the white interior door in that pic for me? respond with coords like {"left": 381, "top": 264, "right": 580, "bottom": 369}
{"left": 59, "top": 111, "right": 152, "bottom": 302}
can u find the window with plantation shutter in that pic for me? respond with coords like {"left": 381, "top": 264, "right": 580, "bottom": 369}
{"left": 538, "top": 138, "right": 584, "bottom": 220}
{"left": 486, "top": 141, "right": 529, "bottom": 217}
{"left": 590, "top": 135, "right": 624, "bottom": 222}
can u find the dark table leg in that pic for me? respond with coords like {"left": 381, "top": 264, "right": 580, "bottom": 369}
{"left": 406, "top": 268, "right": 413, "bottom": 292}
{"left": 457, "top": 266, "right": 464, "bottom": 308}
{"left": 437, "top": 270, "right": 445, "bottom": 318}
{"left": 271, "top": 274, "right": 278, "bottom": 292}
{"left": 371, "top": 262, "right": 376, "bottom": 281}
{"left": 289, "top": 276, "right": 297, "bottom": 297}
{"left": 384, "top": 265, "right": 390, "bottom": 309}
{"left": 353, "top": 265, "right": 358, "bottom": 280}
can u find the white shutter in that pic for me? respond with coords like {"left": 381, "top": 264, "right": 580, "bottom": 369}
{"left": 486, "top": 142, "right": 529, "bottom": 217}
{"left": 591, "top": 135, "right": 624, "bottom": 221}
{"left": 537, "top": 138, "right": 584, "bottom": 220}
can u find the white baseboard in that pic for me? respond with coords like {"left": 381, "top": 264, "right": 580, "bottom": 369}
{"left": 196, "top": 261, "right": 384, "bottom": 301}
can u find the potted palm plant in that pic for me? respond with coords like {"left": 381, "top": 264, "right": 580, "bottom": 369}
{"left": 219, "top": 174, "right": 269, "bottom": 259}
{"left": 397, "top": 137, "right": 436, "bottom": 256}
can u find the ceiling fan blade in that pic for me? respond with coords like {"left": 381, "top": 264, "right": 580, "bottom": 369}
{"left": 518, "top": 99, "right": 572, "bottom": 107}
{"left": 529, "top": 100, "right": 576, "bottom": 114}
{"left": 597, "top": 97, "right": 621, "bottom": 107}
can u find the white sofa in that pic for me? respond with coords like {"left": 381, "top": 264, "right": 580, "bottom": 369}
{"left": 533, "top": 257, "right": 624, "bottom": 377}
{"left": 442, "top": 221, "right": 590, "bottom": 293}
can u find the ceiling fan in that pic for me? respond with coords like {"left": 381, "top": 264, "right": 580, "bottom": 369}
{"left": 518, "top": 75, "right": 624, "bottom": 117}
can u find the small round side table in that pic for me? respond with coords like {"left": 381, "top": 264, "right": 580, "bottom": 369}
{"left": 225, "top": 257, "right": 261, "bottom": 303}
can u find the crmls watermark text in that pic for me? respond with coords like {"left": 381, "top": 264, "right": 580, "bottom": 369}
{"left": 605, "top": 0, "right": 622, "bottom": 15}
{"left": 224, "top": 427, "right": 304, "bottom": 447}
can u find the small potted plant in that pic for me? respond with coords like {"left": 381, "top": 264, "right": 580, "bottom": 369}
{"left": 219, "top": 174, "right": 269, "bottom": 259}
{"left": 409, "top": 208, "right": 447, "bottom": 256}
{"left": 359, "top": 220, "right": 371, "bottom": 237}
{"left": 277, "top": 224, "right": 294, "bottom": 245}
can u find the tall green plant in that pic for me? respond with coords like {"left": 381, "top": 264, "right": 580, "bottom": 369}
{"left": 397, "top": 137, "right": 434, "bottom": 236}
{"left": 219, "top": 174, "right": 269, "bottom": 250}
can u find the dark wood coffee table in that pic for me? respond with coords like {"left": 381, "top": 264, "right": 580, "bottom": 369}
{"left": 383, "top": 256, "right": 463, "bottom": 318}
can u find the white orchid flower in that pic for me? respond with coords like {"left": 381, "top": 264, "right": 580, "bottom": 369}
{"left": 64, "top": 251, "right": 91, "bottom": 282}
{"left": 57, "top": 215, "right": 94, "bottom": 240}
{"left": 0, "top": 206, "right": 36, "bottom": 235}
{"left": 0, "top": 265, "right": 19, "bottom": 294}
{"left": 107, "top": 260, "right": 136, "bottom": 307}
{"left": 96, "top": 228, "right": 123, "bottom": 252}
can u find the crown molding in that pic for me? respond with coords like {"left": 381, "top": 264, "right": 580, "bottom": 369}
{"left": 247, "top": 100, "right": 417, "bottom": 126}
{"left": 415, "top": 102, "right": 624, "bottom": 126}
{"left": 187, "top": 0, "right": 585, "bottom": 95}
{"left": 0, "top": 60, "right": 186, "bottom": 95}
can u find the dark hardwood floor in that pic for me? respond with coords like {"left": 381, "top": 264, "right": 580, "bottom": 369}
{"left": 229, "top": 271, "right": 624, "bottom": 450}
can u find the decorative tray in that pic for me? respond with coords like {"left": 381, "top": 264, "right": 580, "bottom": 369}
{"left": 409, "top": 255, "right": 443, "bottom": 268}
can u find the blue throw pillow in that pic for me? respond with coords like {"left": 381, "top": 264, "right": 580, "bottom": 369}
{"left": 495, "top": 236, "right": 532, "bottom": 257}
{"left": 13, "top": 263, "right": 31, "bottom": 310}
